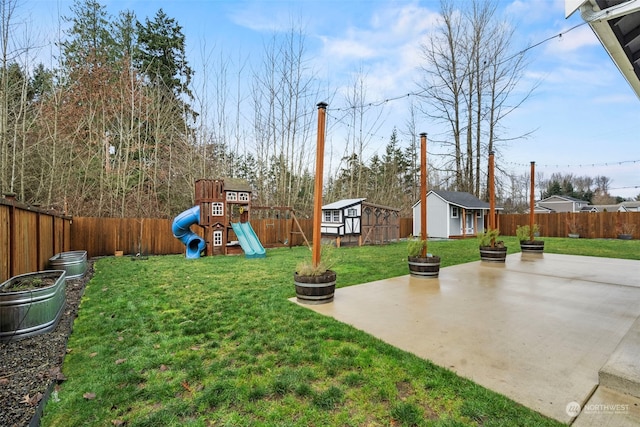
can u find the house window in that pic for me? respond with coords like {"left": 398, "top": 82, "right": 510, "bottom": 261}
{"left": 226, "top": 192, "right": 237, "bottom": 201}
{"left": 451, "top": 206, "right": 459, "bottom": 218}
{"left": 476, "top": 210, "right": 481, "bottom": 217}
{"left": 238, "top": 192, "right": 249, "bottom": 201}
{"left": 212, "top": 202, "right": 224, "bottom": 217}
{"left": 213, "top": 230, "right": 223, "bottom": 246}
{"left": 333, "top": 210, "right": 340, "bottom": 222}
{"left": 347, "top": 208, "right": 357, "bottom": 217}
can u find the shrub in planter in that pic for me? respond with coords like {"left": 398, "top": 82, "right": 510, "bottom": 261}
{"left": 407, "top": 235, "right": 440, "bottom": 279}
{"left": 616, "top": 223, "right": 635, "bottom": 240}
{"left": 478, "top": 228, "right": 507, "bottom": 263}
{"left": 516, "top": 224, "right": 544, "bottom": 253}
{"left": 566, "top": 217, "right": 581, "bottom": 238}
{"left": 294, "top": 246, "right": 337, "bottom": 305}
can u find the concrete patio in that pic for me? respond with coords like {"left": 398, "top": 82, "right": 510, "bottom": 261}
{"left": 292, "top": 253, "right": 640, "bottom": 425}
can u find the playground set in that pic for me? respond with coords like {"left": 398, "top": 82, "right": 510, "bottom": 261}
{"left": 172, "top": 178, "right": 266, "bottom": 259}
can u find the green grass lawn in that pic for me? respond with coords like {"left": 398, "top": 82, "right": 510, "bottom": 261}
{"left": 42, "top": 237, "right": 640, "bottom": 426}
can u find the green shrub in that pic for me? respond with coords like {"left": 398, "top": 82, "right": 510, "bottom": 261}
{"left": 516, "top": 224, "right": 540, "bottom": 242}
{"left": 407, "top": 236, "right": 428, "bottom": 257}
{"left": 478, "top": 228, "right": 503, "bottom": 248}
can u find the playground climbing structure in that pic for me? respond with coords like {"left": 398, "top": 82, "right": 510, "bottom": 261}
{"left": 172, "top": 178, "right": 265, "bottom": 258}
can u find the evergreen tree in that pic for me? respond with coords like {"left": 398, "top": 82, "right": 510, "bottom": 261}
{"left": 135, "top": 9, "right": 193, "bottom": 100}
{"left": 30, "top": 64, "right": 54, "bottom": 102}
{"left": 61, "top": 0, "right": 115, "bottom": 70}
{"left": 112, "top": 10, "right": 137, "bottom": 62}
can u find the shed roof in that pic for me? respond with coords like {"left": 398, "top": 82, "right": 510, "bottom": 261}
{"left": 362, "top": 201, "right": 400, "bottom": 212}
{"left": 322, "top": 198, "right": 366, "bottom": 210}
{"left": 419, "top": 190, "right": 495, "bottom": 210}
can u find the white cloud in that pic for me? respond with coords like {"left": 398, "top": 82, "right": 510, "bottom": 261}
{"left": 316, "top": 2, "right": 438, "bottom": 102}
{"left": 319, "top": 34, "right": 378, "bottom": 61}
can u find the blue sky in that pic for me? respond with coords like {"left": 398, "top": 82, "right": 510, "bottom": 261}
{"left": 29, "top": 0, "right": 640, "bottom": 199}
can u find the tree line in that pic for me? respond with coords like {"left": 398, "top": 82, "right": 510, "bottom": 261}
{"left": 0, "top": 0, "right": 632, "bottom": 219}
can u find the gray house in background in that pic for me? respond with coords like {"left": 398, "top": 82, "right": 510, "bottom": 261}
{"left": 620, "top": 201, "right": 640, "bottom": 212}
{"left": 412, "top": 190, "right": 498, "bottom": 239}
{"left": 535, "top": 195, "right": 590, "bottom": 213}
{"left": 581, "top": 204, "right": 628, "bottom": 213}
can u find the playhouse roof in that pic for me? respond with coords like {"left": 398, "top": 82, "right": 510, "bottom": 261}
{"left": 222, "top": 178, "right": 252, "bottom": 193}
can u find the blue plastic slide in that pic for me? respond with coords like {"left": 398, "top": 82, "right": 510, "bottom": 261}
{"left": 172, "top": 206, "right": 206, "bottom": 259}
{"left": 231, "top": 222, "right": 266, "bottom": 259}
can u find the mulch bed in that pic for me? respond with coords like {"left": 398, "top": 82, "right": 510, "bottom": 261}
{"left": 0, "top": 261, "right": 93, "bottom": 427}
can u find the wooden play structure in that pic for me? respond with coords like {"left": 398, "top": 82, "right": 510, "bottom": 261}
{"left": 172, "top": 178, "right": 264, "bottom": 258}
{"left": 250, "top": 206, "right": 311, "bottom": 249}
{"left": 172, "top": 178, "right": 309, "bottom": 258}
{"left": 193, "top": 178, "right": 259, "bottom": 256}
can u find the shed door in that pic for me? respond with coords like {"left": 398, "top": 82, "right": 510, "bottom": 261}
{"left": 345, "top": 217, "right": 360, "bottom": 234}
{"left": 466, "top": 213, "right": 474, "bottom": 234}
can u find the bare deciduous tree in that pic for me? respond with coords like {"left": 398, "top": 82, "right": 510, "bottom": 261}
{"left": 418, "top": 0, "right": 534, "bottom": 199}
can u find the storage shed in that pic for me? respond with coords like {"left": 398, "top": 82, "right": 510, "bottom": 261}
{"left": 412, "top": 190, "right": 501, "bottom": 239}
{"left": 321, "top": 198, "right": 400, "bottom": 246}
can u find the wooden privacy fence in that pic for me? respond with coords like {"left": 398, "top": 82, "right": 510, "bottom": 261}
{"left": 71, "top": 216, "right": 316, "bottom": 258}
{"left": 4, "top": 209, "right": 637, "bottom": 281}
{"left": 0, "top": 197, "right": 71, "bottom": 283}
{"left": 498, "top": 212, "right": 640, "bottom": 239}
{"left": 399, "top": 217, "right": 413, "bottom": 238}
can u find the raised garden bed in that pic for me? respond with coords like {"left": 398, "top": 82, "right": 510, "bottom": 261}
{"left": 0, "top": 270, "right": 67, "bottom": 342}
{"left": 0, "top": 262, "right": 92, "bottom": 427}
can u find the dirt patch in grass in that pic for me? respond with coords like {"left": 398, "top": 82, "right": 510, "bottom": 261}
{"left": 0, "top": 261, "right": 93, "bottom": 427}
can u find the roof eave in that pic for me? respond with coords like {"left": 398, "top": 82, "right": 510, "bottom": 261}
{"left": 568, "top": 0, "right": 640, "bottom": 100}
{"left": 587, "top": 18, "right": 640, "bottom": 99}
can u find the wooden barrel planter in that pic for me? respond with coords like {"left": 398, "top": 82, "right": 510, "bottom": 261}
{"left": 519, "top": 240, "right": 544, "bottom": 254}
{"left": 408, "top": 256, "right": 441, "bottom": 279}
{"left": 0, "top": 270, "right": 66, "bottom": 341}
{"left": 479, "top": 246, "right": 507, "bottom": 263}
{"left": 48, "top": 250, "right": 88, "bottom": 280}
{"left": 294, "top": 270, "right": 336, "bottom": 305}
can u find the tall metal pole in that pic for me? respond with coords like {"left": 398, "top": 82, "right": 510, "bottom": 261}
{"left": 312, "top": 102, "right": 328, "bottom": 268}
{"left": 420, "top": 133, "right": 428, "bottom": 257}
{"left": 529, "top": 161, "right": 535, "bottom": 241}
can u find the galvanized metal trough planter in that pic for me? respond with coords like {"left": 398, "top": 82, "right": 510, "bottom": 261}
{"left": 0, "top": 270, "right": 66, "bottom": 341}
{"left": 48, "top": 250, "right": 88, "bottom": 280}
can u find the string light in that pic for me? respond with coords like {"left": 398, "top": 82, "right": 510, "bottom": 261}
{"left": 505, "top": 159, "right": 640, "bottom": 168}
{"left": 321, "top": 21, "right": 588, "bottom": 113}
{"left": 316, "top": 21, "right": 596, "bottom": 160}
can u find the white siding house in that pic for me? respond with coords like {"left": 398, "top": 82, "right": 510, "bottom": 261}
{"left": 413, "top": 190, "right": 495, "bottom": 239}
